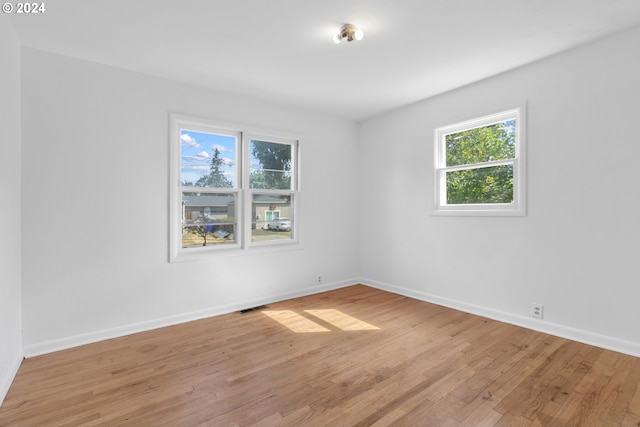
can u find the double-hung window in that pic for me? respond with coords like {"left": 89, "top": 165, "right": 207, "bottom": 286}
{"left": 169, "top": 114, "right": 299, "bottom": 261}
{"left": 434, "top": 107, "right": 526, "bottom": 216}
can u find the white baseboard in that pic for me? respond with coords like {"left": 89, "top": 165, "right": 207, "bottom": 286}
{"left": 361, "top": 278, "right": 640, "bottom": 358}
{"left": 0, "top": 349, "right": 23, "bottom": 407}
{"left": 24, "top": 277, "right": 639, "bottom": 359}
{"left": 23, "top": 279, "right": 356, "bottom": 358}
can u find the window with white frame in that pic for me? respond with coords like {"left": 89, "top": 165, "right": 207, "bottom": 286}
{"left": 433, "top": 107, "right": 526, "bottom": 216}
{"left": 169, "top": 114, "right": 299, "bottom": 261}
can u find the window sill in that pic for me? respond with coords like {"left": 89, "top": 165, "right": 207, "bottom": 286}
{"left": 432, "top": 206, "right": 526, "bottom": 217}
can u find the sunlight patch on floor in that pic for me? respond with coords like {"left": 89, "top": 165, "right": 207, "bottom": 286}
{"left": 262, "top": 310, "right": 330, "bottom": 333}
{"left": 305, "top": 309, "right": 380, "bottom": 331}
{"left": 262, "top": 309, "right": 379, "bottom": 333}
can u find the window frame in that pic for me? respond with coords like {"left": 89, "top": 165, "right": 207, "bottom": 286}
{"left": 245, "top": 133, "right": 298, "bottom": 248}
{"left": 169, "top": 114, "right": 300, "bottom": 262}
{"left": 433, "top": 106, "right": 526, "bottom": 217}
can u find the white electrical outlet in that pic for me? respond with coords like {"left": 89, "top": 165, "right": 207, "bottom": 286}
{"left": 532, "top": 303, "right": 544, "bottom": 319}
{"left": 317, "top": 275, "right": 322, "bottom": 284}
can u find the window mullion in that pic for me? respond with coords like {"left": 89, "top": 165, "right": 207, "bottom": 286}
{"left": 242, "top": 132, "right": 251, "bottom": 249}
{"left": 440, "top": 158, "right": 515, "bottom": 173}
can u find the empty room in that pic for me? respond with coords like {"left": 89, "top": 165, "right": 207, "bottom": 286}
{"left": 1, "top": 1, "right": 640, "bottom": 425}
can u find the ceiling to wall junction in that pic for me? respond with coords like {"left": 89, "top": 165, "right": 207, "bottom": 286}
{"left": 8, "top": 0, "right": 640, "bottom": 121}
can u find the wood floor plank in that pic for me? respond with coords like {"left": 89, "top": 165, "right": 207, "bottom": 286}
{"left": 1, "top": 284, "right": 639, "bottom": 426}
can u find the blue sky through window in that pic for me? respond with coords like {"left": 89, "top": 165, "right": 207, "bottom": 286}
{"left": 180, "top": 129, "right": 237, "bottom": 187}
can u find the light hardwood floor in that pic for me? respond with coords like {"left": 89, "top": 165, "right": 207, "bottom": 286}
{"left": 1, "top": 285, "right": 639, "bottom": 426}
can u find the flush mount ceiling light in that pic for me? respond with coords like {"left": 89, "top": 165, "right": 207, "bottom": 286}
{"left": 333, "top": 23, "right": 364, "bottom": 44}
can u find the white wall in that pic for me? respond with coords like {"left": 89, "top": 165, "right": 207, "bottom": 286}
{"left": 0, "top": 14, "right": 23, "bottom": 404}
{"left": 21, "top": 48, "right": 360, "bottom": 355}
{"left": 13, "top": 16, "right": 640, "bottom": 369}
{"left": 359, "top": 26, "right": 640, "bottom": 356}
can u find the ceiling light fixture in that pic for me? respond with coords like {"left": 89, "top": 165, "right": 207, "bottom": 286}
{"left": 333, "top": 24, "right": 364, "bottom": 44}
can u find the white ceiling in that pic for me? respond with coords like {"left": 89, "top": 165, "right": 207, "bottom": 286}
{"left": 9, "top": 0, "right": 640, "bottom": 121}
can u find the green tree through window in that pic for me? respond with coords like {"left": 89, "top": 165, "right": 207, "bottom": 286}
{"left": 250, "top": 140, "right": 292, "bottom": 190}
{"left": 434, "top": 107, "right": 526, "bottom": 216}
{"left": 445, "top": 120, "right": 515, "bottom": 204}
{"left": 195, "top": 148, "right": 233, "bottom": 188}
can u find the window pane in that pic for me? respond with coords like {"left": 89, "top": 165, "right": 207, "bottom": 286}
{"left": 446, "top": 119, "right": 515, "bottom": 167}
{"left": 252, "top": 194, "right": 293, "bottom": 242}
{"left": 181, "top": 129, "right": 237, "bottom": 188}
{"left": 446, "top": 165, "right": 513, "bottom": 204}
{"left": 182, "top": 192, "right": 236, "bottom": 247}
{"left": 250, "top": 140, "right": 292, "bottom": 190}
